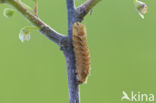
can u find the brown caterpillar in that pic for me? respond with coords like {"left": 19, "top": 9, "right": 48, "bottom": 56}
{"left": 72, "top": 22, "right": 90, "bottom": 84}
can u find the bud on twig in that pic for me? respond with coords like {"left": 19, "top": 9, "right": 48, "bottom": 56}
{"left": 3, "top": 8, "right": 15, "bottom": 18}
{"left": 19, "top": 26, "right": 38, "bottom": 42}
{"left": 134, "top": 0, "right": 148, "bottom": 19}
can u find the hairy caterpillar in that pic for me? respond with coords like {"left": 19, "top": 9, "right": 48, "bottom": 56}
{"left": 72, "top": 22, "right": 90, "bottom": 84}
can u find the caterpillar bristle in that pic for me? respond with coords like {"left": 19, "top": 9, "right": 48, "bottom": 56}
{"left": 72, "top": 22, "right": 90, "bottom": 85}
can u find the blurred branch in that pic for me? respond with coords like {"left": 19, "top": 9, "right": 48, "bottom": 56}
{"left": 4, "top": 0, "right": 65, "bottom": 45}
{"left": 0, "top": 0, "right": 5, "bottom": 3}
{"left": 76, "top": 0, "right": 101, "bottom": 21}
{"left": 34, "top": 0, "right": 38, "bottom": 16}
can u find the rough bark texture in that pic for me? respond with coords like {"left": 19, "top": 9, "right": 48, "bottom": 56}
{"left": 64, "top": 48, "right": 80, "bottom": 103}
{"left": 65, "top": 0, "right": 80, "bottom": 103}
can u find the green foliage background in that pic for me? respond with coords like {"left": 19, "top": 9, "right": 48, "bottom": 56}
{"left": 0, "top": 0, "right": 156, "bottom": 103}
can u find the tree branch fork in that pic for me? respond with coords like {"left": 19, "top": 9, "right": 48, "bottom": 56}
{"left": 0, "top": 0, "right": 101, "bottom": 103}
{"left": 0, "top": 0, "right": 100, "bottom": 47}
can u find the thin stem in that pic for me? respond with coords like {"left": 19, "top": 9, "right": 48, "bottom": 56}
{"left": 34, "top": 0, "right": 38, "bottom": 16}
{"left": 76, "top": 0, "right": 101, "bottom": 21}
{"left": 0, "top": 0, "right": 5, "bottom": 3}
{"left": 6, "top": 0, "right": 64, "bottom": 45}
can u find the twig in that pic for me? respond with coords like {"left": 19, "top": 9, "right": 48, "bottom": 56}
{"left": 76, "top": 0, "right": 101, "bottom": 21}
{"left": 34, "top": 0, "right": 38, "bottom": 16}
{"left": 0, "top": 0, "right": 5, "bottom": 3}
{"left": 6, "top": 0, "right": 64, "bottom": 45}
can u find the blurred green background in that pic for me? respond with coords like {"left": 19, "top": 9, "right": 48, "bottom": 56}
{"left": 0, "top": 0, "right": 156, "bottom": 103}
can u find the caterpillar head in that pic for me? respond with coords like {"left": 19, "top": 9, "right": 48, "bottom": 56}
{"left": 72, "top": 22, "right": 86, "bottom": 36}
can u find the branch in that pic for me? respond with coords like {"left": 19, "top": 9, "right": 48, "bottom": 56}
{"left": 4, "top": 0, "right": 65, "bottom": 45}
{"left": 65, "top": 0, "right": 101, "bottom": 103}
{"left": 0, "top": 0, "right": 5, "bottom": 3}
{"left": 65, "top": 0, "right": 80, "bottom": 103}
{"left": 63, "top": 48, "right": 80, "bottom": 103}
{"left": 76, "top": 0, "right": 101, "bottom": 21}
{"left": 66, "top": 0, "right": 76, "bottom": 38}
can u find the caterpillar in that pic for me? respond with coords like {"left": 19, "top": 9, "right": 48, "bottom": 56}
{"left": 72, "top": 22, "right": 90, "bottom": 85}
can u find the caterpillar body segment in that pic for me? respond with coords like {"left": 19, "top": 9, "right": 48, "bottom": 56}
{"left": 72, "top": 22, "right": 90, "bottom": 84}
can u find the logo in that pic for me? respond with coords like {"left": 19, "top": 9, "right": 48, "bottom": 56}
{"left": 121, "top": 91, "right": 155, "bottom": 102}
